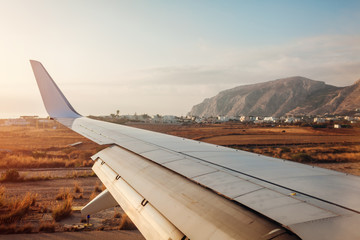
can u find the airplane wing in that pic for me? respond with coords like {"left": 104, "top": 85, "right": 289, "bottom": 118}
{"left": 30, "top": 60, "right": 360, "bottom": 240}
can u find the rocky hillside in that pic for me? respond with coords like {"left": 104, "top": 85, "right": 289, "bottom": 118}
{"left": 189, "top": 77, "right": 360, "bottom": 117}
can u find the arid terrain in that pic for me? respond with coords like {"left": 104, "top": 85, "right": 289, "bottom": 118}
{"left": 0, "top": 122, "right": 142, "bottom": 239}
{"left": 0, "top": 120, "right": 359, "bottom": 238}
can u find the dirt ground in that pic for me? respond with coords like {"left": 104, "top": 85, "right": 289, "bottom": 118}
{"left": 0, "top": 121, "right": 359, "bottom": 238}
{"left": 0, "top": 123, "right": 142, "bottom": 238}
{"left": 0, "top": 230, "right": 144, "bottom": 240}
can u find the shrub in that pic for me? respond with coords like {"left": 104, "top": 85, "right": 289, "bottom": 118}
{"left": 292, "top": 153, "right": 313, "bottom": 163}
{"left": 94, "top": 182, "right": 102, "bottom": 192}
{"left": 280, "top": 147, "right": 291, "bottom": 153}
{"left": 73, "top": 182, "right": 82, "bottom": 193}
{"left": 1, "top": 169, "right": 21, "bottom": 182}
{"left": 0, "top": 192, "right": 36, "bottom": 224}
{"left": 40, "top": 204, "right": 48, "bottom": 213}
{"left": 113, "top": 211, "right": 121, "bottom": 218}
{"left": 32, "top": 151, "right": 47, "bottom": 159}
{"left": 55, "top": 188, "right": 72, "bottom": 200}
{"left": 119, "top": 213, "right": 137, "bottom": 230}
{"left": 89, "top": 192, "right": 98, "bottom": 200}
{"left": 52, "top": 197, "right": 72, "bottom": 221}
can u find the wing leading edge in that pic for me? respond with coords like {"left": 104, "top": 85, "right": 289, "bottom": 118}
{"left": 30, "top": 60, "right": 360, "bottom": 240}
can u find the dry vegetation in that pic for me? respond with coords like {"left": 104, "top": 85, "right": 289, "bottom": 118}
{"left": 0, "top": 119, "right": 359, "bottom": 236}
{"left": 0, "top": 179, "right": 115, "bottom": 234}
{"left": 0, "top": 122, "right": 114, "bottom": 234}
{"left": 52, "top": 196, "right": 73, "bottom": 222}
{"left": 0, "top": 187, "right": 39, "bottom": 233}
{"left": 119, "top": 213, "right": 137, "bottom": 230}
{"left": 0, "top": 123, "right": 104, "bottom": 170}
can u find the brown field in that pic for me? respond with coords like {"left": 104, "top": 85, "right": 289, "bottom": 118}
{"left": 0, "top": 123, "right": 141, "bottom": 237}
{"left": 0, "top": 123, "right": 105, "bottom": 169}
{"left": 0, "top": 120, "right": 359, "bottom": 237}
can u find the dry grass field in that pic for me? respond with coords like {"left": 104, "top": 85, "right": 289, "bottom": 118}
{"left": 0, "top": 123, "right": 128, "bottom": 235}
{"left": 0, "top": 123, "right": 104, "bottom": 169}
{"left": 0, "top": 120, "right": 359, "bottom": 237}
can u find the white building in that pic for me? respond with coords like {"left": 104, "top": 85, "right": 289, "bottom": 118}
{"left": 217, "top": 116, "right": 229, "bottom": 122}
{"left": 3, "top": 118, "right": 30, "bottom": 126}
{"left": 263, "top": 117, "right": 279, "bottom": 123}
{"left": 314, "top": 118, "right": 326, "bottom": 123}
{"left": 285, "top": 117, "right": 301, "bottom": 123}
{"left": 162, "top": 115, "right": 179, "bottom": 124}
{"left": 344, "top": 116, "right": 354, "bottom": 121}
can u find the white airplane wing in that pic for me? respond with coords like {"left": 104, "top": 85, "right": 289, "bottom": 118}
{"left": 30, "top": 60, "right": 360, "bottom": 240}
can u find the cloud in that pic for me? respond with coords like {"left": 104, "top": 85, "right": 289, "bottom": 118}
{"left": 118, "top": 35, "right": 360, "bottom": 90}
{"left": 4, "top": 34, "right": 359, "bottom": 117}
{"left": 247, "top": 35, "right": 360, "bottom": 85}
{"left": 98, "top": 34, "right": 360, "bottom": 115}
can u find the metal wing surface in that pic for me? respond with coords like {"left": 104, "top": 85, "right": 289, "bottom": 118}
{"left": 30, "top": 60, "right": 360, "bottom": 240}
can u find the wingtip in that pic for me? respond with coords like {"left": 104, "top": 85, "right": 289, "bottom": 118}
{"left": 29, "top": 59, "right": 40, "bottom": 64}
{"left": 30, "top": 61, "right": 82, "bottom": 119}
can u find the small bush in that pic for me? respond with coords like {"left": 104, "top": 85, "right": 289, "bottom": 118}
{"left": 55, "top": 188, "right": 72, "bottom": 200}
{"left": 96, "top": 226, "right": 105, "bottom": 231}
{"left": 65, "top": 160, "right": 76, "bottom": 168}
{"left": 32, "top": 151, "right": 47, "bottom": 159}
{"left": 119, "top": 213, "right": 137, "bottom": 230}
{"left": 280, "top": 147, "right": 291, "bottom": 153}
{"left": 0, "top": 192, "right": 36, "bottom": 224}
{"left": 114, "top": 211, "right": 121, "bottom": 218}
{"left": 89, "top": 192, "right": 98, "bottom": 200}
{"left": 74, "top": 182, "right": 83, "bottom": 193}
{"left": 40, "top": 204, "right": 48, "bottom": 213}
{"left": 1, "top": 169, "right": 21, "bottom": 182}
{"left": 39, "top": 221, "right": 56, "bottom": 232}
{"left": 52, "top": 197, "right": 72, "bottom": 222}
{"left": 82, "top": 160, "right": 93, "bottom": 167}
{"left": 292, "top": 153, "right": 313, "bottom": 163}
{"left": 94, "top": 182, "right": 102, "bottom": 192}
{"left": 79, "top": 151, "right": 93, "bottom": 160}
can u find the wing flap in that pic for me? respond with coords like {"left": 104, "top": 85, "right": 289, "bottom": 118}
{"left": 81, "top": 189, "right": 118, "bottom": 216}
{"left": 93, "top": 145, "right": 299, "bottom": 240}
{"left": 91, "top": 157, "right": 187, "bottom": 240}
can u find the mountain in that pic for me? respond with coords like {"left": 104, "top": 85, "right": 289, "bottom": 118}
{"left": 189, "top": 77, "right": 360, "bottom": 117}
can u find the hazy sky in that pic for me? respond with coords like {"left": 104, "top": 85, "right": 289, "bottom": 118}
{"left": 1, "top": 0, "right": 360, "bottom": 117}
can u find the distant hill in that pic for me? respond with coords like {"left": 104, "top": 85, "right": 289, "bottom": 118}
{"left": 189, "top": 77, "right": 360, "bottom": 117}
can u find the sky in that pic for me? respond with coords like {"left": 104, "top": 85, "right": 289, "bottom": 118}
{"left": 1, "top": 0, "right": 360, "bottom": 117}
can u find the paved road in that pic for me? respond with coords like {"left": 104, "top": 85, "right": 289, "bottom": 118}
{"left": 0, "top": 230, "right": 145, "bottom": 240}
